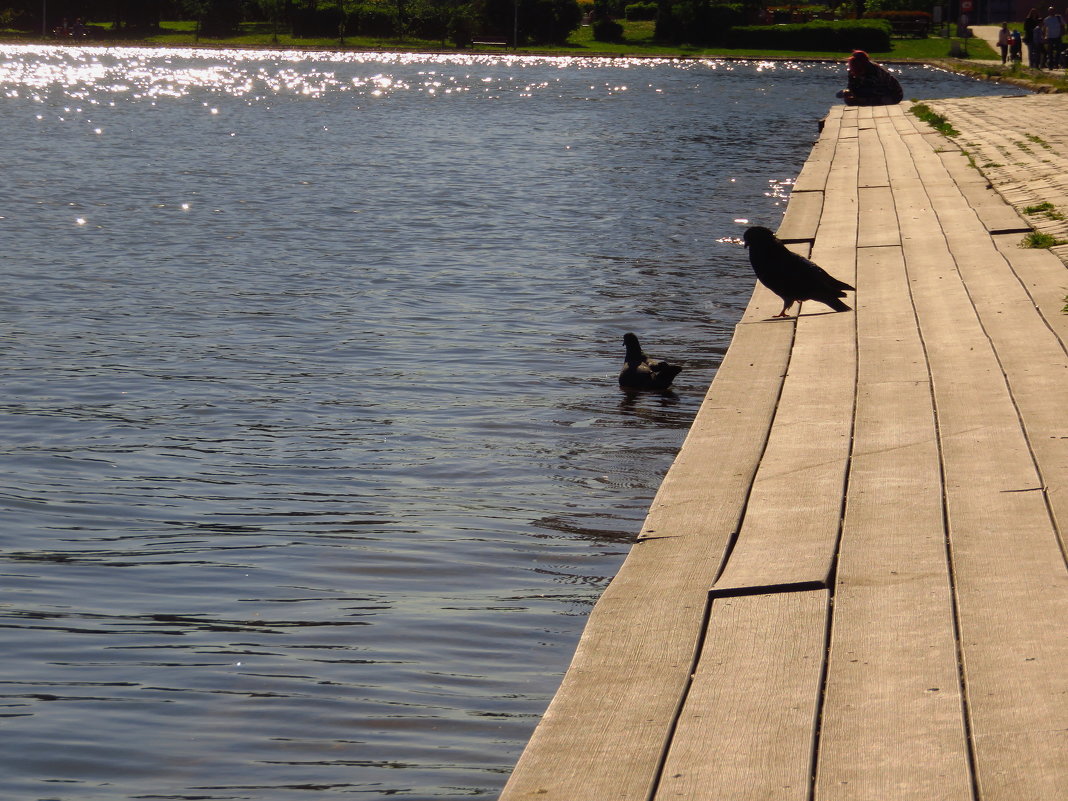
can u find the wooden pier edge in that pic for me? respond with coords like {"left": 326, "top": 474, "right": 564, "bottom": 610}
{"left": 499, "top": 99, "right": 1068, "bottom": 801}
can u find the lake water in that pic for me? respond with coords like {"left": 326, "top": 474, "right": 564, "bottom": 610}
{"left": 0, "top": 44, "right": 1023, "bottom": 800}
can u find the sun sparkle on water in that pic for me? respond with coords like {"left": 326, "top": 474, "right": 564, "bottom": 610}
{"left": 0, "top": 43, "right": 818, "bottom": 105}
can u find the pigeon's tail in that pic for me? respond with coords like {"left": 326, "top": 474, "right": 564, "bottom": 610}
{"left": 826, "top": 297, "right": 851, "bottom": 312}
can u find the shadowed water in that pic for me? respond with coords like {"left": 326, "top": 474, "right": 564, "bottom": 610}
{"left": 0, "top": 45, "right": 1024, "bottom": 800}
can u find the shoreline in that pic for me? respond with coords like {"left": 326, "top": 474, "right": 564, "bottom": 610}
{"left": 4, "top": 34, "right": 1064, "bottom": 93}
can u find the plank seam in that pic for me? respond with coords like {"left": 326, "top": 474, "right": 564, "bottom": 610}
{"left": 893, "top": 147, "right": 983, "bottom": 801}
{"left": 710, "top": 324, "right": 799, "bottom": 584}
{"left": 911, "top": 136, "right": 1068, "bottom": 571}
{"left": 644, "top": 583, "right": 718, "bottom": 801}
{"left": 990, "top": 236, "right": 1068, "bottom": 361}
{"left": 806, "top": 122, "right": 863, "bottom": 799}
{"left": 644, "top": 309, "right": 803, "bottom": 800}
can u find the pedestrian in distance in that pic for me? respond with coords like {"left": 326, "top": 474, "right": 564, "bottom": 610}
{"left": 998, "top": 22, "right": 1011, "bottom": 63}
{"left": 1042, "top": 6, "right": 1064, "bottom": 67}
{"left": 1025, "top": 7, "right": 1044, "bottom": 66}
{"left": 1010, "top": 28, "right": 1023, "bottom": 62}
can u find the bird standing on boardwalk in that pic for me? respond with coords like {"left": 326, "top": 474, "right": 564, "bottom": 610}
{"left": 619, "top": 333, "right": 682, "bottom": 391}
{"left": 743, "top": 226, "right": 855, "bottom": 318}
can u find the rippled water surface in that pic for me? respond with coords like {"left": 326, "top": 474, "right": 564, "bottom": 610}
{"left": 0, "top": 45, "right": 1024, "bottom": 800}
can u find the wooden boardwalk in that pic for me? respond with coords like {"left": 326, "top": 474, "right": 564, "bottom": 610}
{"left": 499, "top": 100, "right": 1068, "bottom": 801}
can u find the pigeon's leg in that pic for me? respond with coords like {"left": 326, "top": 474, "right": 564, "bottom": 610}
{"left": 772, "top": 300, "right": 794, "bottom": 318}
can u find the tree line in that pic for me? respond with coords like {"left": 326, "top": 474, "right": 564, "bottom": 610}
{"left": 2, "top": 0, "right": 584, "bottom": 46}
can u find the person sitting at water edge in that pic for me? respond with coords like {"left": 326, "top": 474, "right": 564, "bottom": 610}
{"left": 836, "top": 51, "right": 903, "bottom": 107}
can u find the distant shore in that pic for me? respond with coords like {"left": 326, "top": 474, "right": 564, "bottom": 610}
{"left": 3, "top": 31, "right": 1064, "bottom": 93}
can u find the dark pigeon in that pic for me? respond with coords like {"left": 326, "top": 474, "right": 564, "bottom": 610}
{"left": 743, "top": 226, "right": 855, "bottom": 318}
{"left": 618, "top": 332, "right": 682, "bottom": 391}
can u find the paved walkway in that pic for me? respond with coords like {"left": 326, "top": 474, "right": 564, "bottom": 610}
{"left": 925, "top": 93, "right": 1068, "bottom": 264}
{"left": 971, "top": 24, "right": 1006, "bottom": 57}
{"left": 498, "top": 99, "right": 1068, "bottom": 801}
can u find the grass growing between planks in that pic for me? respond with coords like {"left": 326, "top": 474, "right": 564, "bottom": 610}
{"left": 1023, "top": 201, "right": 1066, "bottom": 221}
{"left": 1021, "top": 231, "right": 1066, "bottom": 248}
{"left": 910, "top": 102, "right": 960, "bottom": 137}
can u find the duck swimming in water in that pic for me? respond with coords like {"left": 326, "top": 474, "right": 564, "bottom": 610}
{"left": 618, "top": 332, "right": 682, "bottom": 391}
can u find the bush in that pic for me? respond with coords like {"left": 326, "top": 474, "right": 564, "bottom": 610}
{"left": 198, "top": 0, "right": 244, "bottom": 36}
{"left": 592, "top": 16, "right": 625, "bottom": 40}
{"left": 448, "top": 7, "right": 477, "bottom": 46}
{"left": 864, "top": 10, "right": 931, "bottom": 36}
{"left": 291, "top": 6, "right": 345, "bottom": 37}
{"left": 624, "top": 2, "right": 657, "bottom": 20}
{"left": 656, "top": 2, "right": 746, "bottom": 45}
{"left": 525, "top": 0, "right": 583, "bottom": 43}
{"left": 473, "top": 0, "right": 582, "bottom": 44}
{"left": 351, "top": 3, "right": 401, "bottom": 38}
{"left": 864, "top": 0, "right": 934, "bottom": 11}
{"left": 865, "top": 10, "right": 933, "bottom": 21}
{"left": 728, "top": 19, "right": 892, "bottom": 52}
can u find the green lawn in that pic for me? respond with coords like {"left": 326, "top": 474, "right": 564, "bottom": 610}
{"left": 2, "top": 18, "right": 1000, "bottom": 62}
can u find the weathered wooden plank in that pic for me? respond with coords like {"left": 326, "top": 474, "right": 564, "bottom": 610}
{"left": 499, "top": 311, "right": 794, "bottom": 801}
{"left": 857, "top": 117, "right": 890, "bottom": 189}
{"left": 814, "top": 245, "right": 972, "bottom": 801}
{"left": 890, "top": 107, "right": 921, "bottom": 136}
{"left": 892, "top": 122, "right": 1068, "bottom": 801}
{"left": 653, "top": 590, "right": 828, "bottom": 801}
{"left": 933, "top": 216, "right": 1068, "bottom": 545}
{"left": 713, "top": 135, "right": 858, "bottom": 593}
{"left": 992, "top": 233, "right": 1068, "bottom": 346}
{"left": 839, "top": 106, "right": 859, "bottom": 136}
{"left": 776, "top": 190, "right": 824, "bottom": 243}
{"left": 810, "top": 134, "right": 859, "bottom": 275}
{"left": 711, "top": 309, "right": 854, "bottom": 592}
{"left": 934, "top": 149, "right": 1032, "bottom": 233}
{"left": 898, "top": 113, "right": 1068, "bottom": 540}
{"left": 793, "top": 145, "right": 836, "bottom": 193}
{"left": 857, "top": 186, "right": 898, "bottom": 248}
{"left": 794, "top": 108, "right": 845, "bottom": 193}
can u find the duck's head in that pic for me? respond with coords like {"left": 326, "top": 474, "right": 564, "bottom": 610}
{"left": 623, "top": 332, "right": 646, "bottom": 364}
